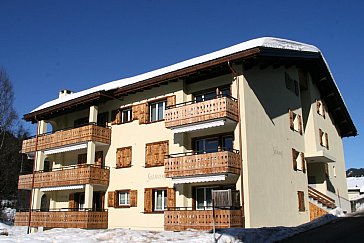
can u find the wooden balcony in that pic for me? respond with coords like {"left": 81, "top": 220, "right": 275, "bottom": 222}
{"left": 164, "top": 208, "right": 243, "bottom": 231}
{"left": 165, "top": 150, "right": 241, "bottom": 178}
{"left": 22, "top": 124, "right": 111, "bottom": 153}
{"left": 18, "top": 164, "right": 110, "bottom": 190}
{"left": 15, "top": 210, "right": 108, "bottom": 229}
{"left": 165, "top": 96, "right": 239, "bottom": 128}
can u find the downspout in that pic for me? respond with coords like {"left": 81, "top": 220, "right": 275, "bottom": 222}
{"left": 228, "top": 61, "right": 245, "bottom": 224}
{"left": 27, "top": 117, "right": 40, "bottom": 234}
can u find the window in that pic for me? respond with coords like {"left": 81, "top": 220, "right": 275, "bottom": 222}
{"left": 144, "top": 188, "right": 175, "bottom": 213}
{"left": 118, "top": 191, "right": 130, "bottom": 206}
{"left": 316, "top": 100, "right": 326, "bottom": 118}
{"left": 74, "top": 117, "right": 89, "bottom": 128}
{"left": 285, "top": 72, "right": 299, "bottom": 96}
{"left": 154, "top": 189, "right": 167, "bottom": 211}
{"left": 149, "top": 100, "right": 166, "bottom": 122}
{"left": 108, "top": 190, "right": 137, "bottom": 208}
{"left": 194, "top": 86, "right": 231, "bottom": 102}
{"left": 292, "top": 148, "right": 306, "bottom": 173}
{"left": 319, "top": 129, "right": 329, "bottom": 149}
{"left": 196, "top": 187, "right": 217, "bottom": 210}
{"left": 289, "top": 109, "right": 303, "bottom": 134}
{"left": 97, "top": 112, "right": 109, "bottom": 127}
{"left": 194, "top": 134, "right": 233, "bottom": 154}
{"left": 297, "top": 191, "right": 305, "bottom": 212}
{"left": 121, "top": 108, "right": 132, "bottom": 123}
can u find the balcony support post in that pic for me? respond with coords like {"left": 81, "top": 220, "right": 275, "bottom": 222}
{"left": 85, "top": 184, "right": 94, "bottom": 209}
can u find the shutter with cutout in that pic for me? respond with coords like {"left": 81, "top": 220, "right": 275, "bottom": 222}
{"left": 301, "top": 152, "right": 306, "bottom": 173}
{"left": 325, "top": 133, "right": 329, "bottom": 150}
{"left": 289, "top": 109, "right": 294, "bottom": 130}
{"left": 167, "top": 187, "right": 176, "bottom": 209}
{"left": 95, "top": 151, "right": 103, "bottom": 166}
{"left": 144, "top": 188, "right": 153, "bottom": 213}
{"left": 167, "top": 95, "right": 176, "bottom": 108}
{"left": 130, "top": 190, "right": 137, "bottom": 207}
{"left": 298, "top": 191, "right": 305, "bottom": 211}
{"left": 292, "top": 148, "right": 298, "bottom": 171}
{"left": 108, "top": 191, "right": 116, "bottom": 207}
{"left": 319, "top": 129, "right": 323, "bottom": 146}
{"left": 298, "top": 115, "right": 303, "bottom": 135}
{"left": 69, "top": 193, "right": 76, "bottom": 209}
{"left": 133, "top": 103, "right": 149, "bottom": 124}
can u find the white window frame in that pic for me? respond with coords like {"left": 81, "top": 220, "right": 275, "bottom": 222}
{"left": 153, "top": 189, "right": 167, "bottom": 211}
{"left": 121, "top": 108, "right": 132, "bottom": 123}
{"left": 195, "top": 186, "right": 219, "bottom": 210}
{"left": 149, "top": 100, "right": 166, "bottom": 122}
{"left": 118, "top": 191, "right": 130, "bottom": 206}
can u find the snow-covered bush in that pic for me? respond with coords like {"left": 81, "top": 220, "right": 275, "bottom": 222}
{"left": 0, "top": 207, "right": 16, "bottom": 225}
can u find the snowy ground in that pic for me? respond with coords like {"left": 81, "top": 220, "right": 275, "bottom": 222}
{"left": 0, "top": 209, "right": 343, "bottom": 243}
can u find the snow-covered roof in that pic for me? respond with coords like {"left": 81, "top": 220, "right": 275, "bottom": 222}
{"left": 347, "top": 177, "right": 364, "bottom": 193}
{"left": 31, "top": 37, "right": 320, "bottom": 113}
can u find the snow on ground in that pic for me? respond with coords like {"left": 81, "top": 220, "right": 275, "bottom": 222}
{"left": 0, "top": 211, "right": 340, "bottom": 243}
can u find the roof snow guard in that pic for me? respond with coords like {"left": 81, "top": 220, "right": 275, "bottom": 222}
{"left": 23, "top": 37, "right": 357, "bottom": 137}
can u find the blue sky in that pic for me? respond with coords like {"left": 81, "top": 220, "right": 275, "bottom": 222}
{"left": 0, "top": 0, "right": 363, "bottom": 169}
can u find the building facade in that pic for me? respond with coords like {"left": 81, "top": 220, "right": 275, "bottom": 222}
{"left": 15, "top": 37, "right": 357, "bottom": 231}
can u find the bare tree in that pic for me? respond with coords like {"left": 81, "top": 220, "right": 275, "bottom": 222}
{"left": 0, "top": 67, "right": 18, "bottom": 150}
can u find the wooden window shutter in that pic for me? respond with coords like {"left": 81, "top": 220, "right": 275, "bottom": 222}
{"left": 316, "top": 100, "right": 320, "bottom": 114}
{"left": 116, "top": 148, "right": 122, "bottom": 168}
{"left": 130, "top": 190, "right": 137, "bottom": 207}
{"left": 145, "top": 141, "right": 168, "bottom": 167}
{"left": 325, "top": 163, "right": 329, "bottom": 176}
{"left": 298, "top": 115, "right": 303, "bottom": 135}
{"left": 69, "top": 193, "right": 76, "bottom": 209}
{"left": 167, "top": 95, "right": 176, "bottom": 108}
{"left": 292, "top": 148, "right": 298, "bottom": 171}
{"left": 144, "top": 188, "right": 153, "bottom": 213}
{"left": 132, "top": 103, "right": 149, "bottom": 124}
{"left": 111, "top": 109, "right": 121, "bottom": 125}
{"left": 301, "top": 152, "right": 306, "bottom": 173}
{"left": 289, "top": 109, "right": 294, "bottom": 130}
{"left": 167, "top": 187, "right": 176, "bottom": 209}
{"left": 78, "top": 153, "right": 87, "bottom": 165}
{"left": 95, "top": 151, "right": 103, "bottom": 166}
{"left": 297, "top": 191, "right": 305, "bottom": 212}
{"left": 116, "top": 147, "right": 132, "bottom": 168}
{"left": 319, "top": 129, "right": 323, "bottom": 146}
{"left": 325, "top": 133, "right": 329, "bottom": 150}
{"left": 108, "top": 191, "right": 116, "bottom": 207}
{"left": 322, "top": 103, "right": 326, "bottom": 118}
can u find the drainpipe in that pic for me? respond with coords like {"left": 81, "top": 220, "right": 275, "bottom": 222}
{"left": 27, "top": 117, "right": 40, "bottom": 234}
{"left": 228, "top": 61, "right": 245, "bottom": 223}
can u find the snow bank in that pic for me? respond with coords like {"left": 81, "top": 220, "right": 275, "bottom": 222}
{"left": 0, "top": 213, "right": 338, "bottom": 243}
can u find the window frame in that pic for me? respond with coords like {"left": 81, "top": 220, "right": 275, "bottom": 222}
{"left": 149, "top": 100, "right": 166, "bottom": 122}
{"left": 121, "top": 107, "right": 133, "bottom": 124}
{"left": 193, "top": 85, "right": 231, "bottom": 103}
{"left": 153, "top": 189, "right": 167, "bottom": 211}
{"left": 193, "top": 133, "right": 234, "bottom": 154}
{"left": 117, "top": 190, "right": 130, "bottom": 207}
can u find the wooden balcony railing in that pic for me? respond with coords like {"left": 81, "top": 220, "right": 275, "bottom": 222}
{"left": 22, "top": 124, "right": 111, "bottom": 153}
{"left": 18, "top": 164, "right": 110, "bottom": 189}
{"left": 165, "top": 96, "right": 239, "bottom": 128}
{"left": 308, "top": 186, "right": 336, "bottom": 209}
{"left": 164, "top": 208, "right": 243, "bottom": 231}
{"left": 15, "top": 209, "right": 108, "bottom": 229}
{"left": 164, "top": 150, "right": 241, "bottom": 178}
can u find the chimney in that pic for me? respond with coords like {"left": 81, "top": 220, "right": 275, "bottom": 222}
{"left": 59, "top": 89, "right": 73, "bottom": 98}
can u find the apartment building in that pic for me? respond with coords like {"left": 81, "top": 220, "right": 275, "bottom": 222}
{"left": 15, "top": 37, "right": 357, "bottom": 231}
